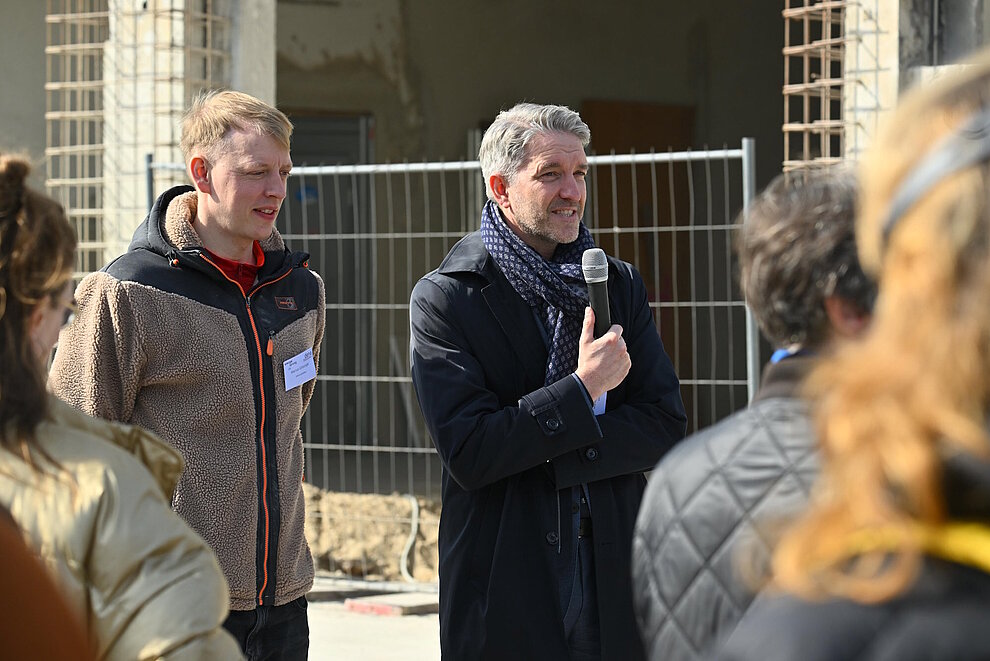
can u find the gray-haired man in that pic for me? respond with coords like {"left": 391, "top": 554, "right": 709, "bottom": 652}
{"left": 410, "top": 102, "right": 687, "bottom": 660}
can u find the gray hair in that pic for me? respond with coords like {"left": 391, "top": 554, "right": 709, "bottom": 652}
{"left": 736, "top": 168, "right": 877, "bottom": 349}
{"left": 478, "top": 103, "right": 591, "bottom": 200}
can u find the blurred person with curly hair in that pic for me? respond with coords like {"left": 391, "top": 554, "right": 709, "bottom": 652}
{"left": 714, "top": 46, "right": 990, "bottom": 661}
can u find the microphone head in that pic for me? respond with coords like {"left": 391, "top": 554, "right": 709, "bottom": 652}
{"left": 582, "top": 248, "right": 608, "bottom": 283}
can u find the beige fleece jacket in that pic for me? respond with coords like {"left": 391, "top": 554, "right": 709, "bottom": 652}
{"left": 49, "top": 192, "right": 325, "bottom": 611}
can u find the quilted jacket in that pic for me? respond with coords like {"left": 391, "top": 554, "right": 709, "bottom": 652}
{"left": 631, "top": 356, "right": 819, "bottom": 661}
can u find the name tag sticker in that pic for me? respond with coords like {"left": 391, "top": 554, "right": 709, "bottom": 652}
{"left": 284, "top": 348, "right": 317, "bottom": 391}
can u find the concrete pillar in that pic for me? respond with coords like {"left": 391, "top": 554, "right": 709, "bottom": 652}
{"left": 844, "top": 0, "right": 900, "bottom": 161}
{"left": 103, "top": 2, "right": 161, "bottom": 261}
{"left": 232, "top": 0, "right": 277, "bottom": 103}
{"left": 101, "top": 0, "right": 277, "bottom": 262}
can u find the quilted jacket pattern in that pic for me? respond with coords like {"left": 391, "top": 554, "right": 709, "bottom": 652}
{"left": 714, "top": 449, "right": 990, "bottom": 660}
{"left": 631, "top": 357, "right": 819, "bottom": 661}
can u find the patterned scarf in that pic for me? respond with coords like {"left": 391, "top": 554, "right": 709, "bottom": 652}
{"left": 480, "top": 199, "right": 596, "bottom": 385}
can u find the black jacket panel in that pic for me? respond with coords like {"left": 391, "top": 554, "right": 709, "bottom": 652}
{"left": 714, "top": 557, "right": 990, "bottom": 661}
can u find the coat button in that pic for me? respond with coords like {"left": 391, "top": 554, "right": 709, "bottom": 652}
{"left": 546, "top": 531, "right": 559, "bottom": 545}
{"left": 545, "top": 418, "right": 560, "bottom": 431}
{"left": 585, "top": 447, "right": 599, "bottom": 461}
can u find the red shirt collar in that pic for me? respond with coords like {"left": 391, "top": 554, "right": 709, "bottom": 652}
{"left": 203, "top": 242, "right": 265, "bottom": 294}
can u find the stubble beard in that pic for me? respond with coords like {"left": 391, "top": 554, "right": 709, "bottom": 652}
{"left": 516, "top": 202, "right": 582, "bottom": 250}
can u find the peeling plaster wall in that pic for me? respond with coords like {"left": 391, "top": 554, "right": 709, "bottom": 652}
{"left": 276, "top": 0, "right": 782, "bottom": 186}
{"left": 277, "top": 0, "right": 423, "bottom": 159}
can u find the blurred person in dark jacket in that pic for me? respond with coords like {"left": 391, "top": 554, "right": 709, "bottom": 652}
{"left": 631, "top": 169, "right": 875, "bottom": 660}
{"left": 410, "top": 102, "right": 687, "bottom": 660}
{"left": 715, "top": 46, "right": 990, "bottom": 661}
{"left": 0, "top": 154, "right": 242, "bottom": 660}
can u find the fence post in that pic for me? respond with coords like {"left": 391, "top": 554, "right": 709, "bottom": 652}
{"left": 741, "top": 137, "right": 760, "bottom": 402}
{"left": 146, "top": 153, "right": 154, "bottom": 213}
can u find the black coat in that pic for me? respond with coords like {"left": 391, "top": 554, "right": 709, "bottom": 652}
{"left": 410, "top": 231, "right": 687, "bottom": 660}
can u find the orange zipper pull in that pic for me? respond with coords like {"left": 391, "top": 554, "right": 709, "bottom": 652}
{"left": 266, "top": 336, "right": 274, "bottom": 356}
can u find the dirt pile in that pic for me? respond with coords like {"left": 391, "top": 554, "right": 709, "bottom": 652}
{"left": 303, "top": 483, "right": 440, "bottom": 583}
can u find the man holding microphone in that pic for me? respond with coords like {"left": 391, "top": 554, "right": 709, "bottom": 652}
{"left": 410, "top": 102, "right": 686, "bottom": 660}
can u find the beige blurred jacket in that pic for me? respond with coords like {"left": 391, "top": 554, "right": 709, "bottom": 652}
{"left": 0, "top": 395, "right": 243, "bottom": 660}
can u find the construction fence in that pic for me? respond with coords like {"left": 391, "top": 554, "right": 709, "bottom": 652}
{"left": 148, "top": 140, "right": 758, "bottom": 583}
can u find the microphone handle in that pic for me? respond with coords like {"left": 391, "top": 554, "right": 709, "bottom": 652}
{"left": 588, "top": 281, "right": 611, "bottom": 339}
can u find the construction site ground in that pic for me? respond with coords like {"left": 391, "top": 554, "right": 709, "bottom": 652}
{"left": 304, "top": 486, "right": 441, "bottom": 659}
{"left": 308, "top": 576, "right": 439, "bottom": 660}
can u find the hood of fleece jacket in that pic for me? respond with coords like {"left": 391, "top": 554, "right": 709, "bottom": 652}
{"left": 128, "top": 184, "right": 288, "bottom": 258}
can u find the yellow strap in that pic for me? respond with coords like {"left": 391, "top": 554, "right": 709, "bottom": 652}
{"left": 850, "top": 522, "right": 990, "bottom": 574}
{"left": 918, "top": 522, "right": 990, "bottom": 574}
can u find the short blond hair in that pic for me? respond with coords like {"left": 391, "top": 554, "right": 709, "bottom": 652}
{"left": 180, "top": 89, "right": 293, "bottom": 164}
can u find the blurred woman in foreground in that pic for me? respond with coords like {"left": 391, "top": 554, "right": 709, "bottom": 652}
{"left": 714, "top": 48, "right": 990, "bottom": 660}
{"left": 0, "top": 155, "right": 242, "bottom": 660}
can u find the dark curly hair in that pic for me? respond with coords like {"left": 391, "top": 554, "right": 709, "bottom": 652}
{"left": 736, "top": 169, "right": 877, "bottom": 349}
{"left": 0, "top": 154, "right": 76, "bottom": 462}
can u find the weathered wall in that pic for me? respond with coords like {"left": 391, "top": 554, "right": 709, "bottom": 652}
{"left": 276, "top": 0, "right": 420, "bottom": 160}
{"left": 276, "top": 0, "right": 783, "bottom": 187}
{"left": 0, "top": 1, "right": 47, "bottom": 185}
{"left": 901, "top": 0, "right": 984, "bottom": 69}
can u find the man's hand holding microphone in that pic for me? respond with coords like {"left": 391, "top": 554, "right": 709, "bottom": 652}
{"left": 574, "top": 248, "right": 631, "bottom": 403}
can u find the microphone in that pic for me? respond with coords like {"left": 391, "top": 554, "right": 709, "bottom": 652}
{"left": 582, "top": 248, "right": 611, "bottom": 338}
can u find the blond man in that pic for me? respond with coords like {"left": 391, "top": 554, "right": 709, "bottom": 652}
{"left": 51, "top": 90, "right": 325, "bottom": 660}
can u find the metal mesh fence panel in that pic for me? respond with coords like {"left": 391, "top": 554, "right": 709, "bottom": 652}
{"left": 150, "top": 142, "right": 757, "bottom": 583}
{"left": 274, "top": 145, "right": 757, "bottom": 498}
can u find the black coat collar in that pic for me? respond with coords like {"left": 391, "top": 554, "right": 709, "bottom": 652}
{"left": 436, "top": 231, "right": 490, "bottom": 276}
{"left": 439, "top": 231, "right": 549, "bottom": 387}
